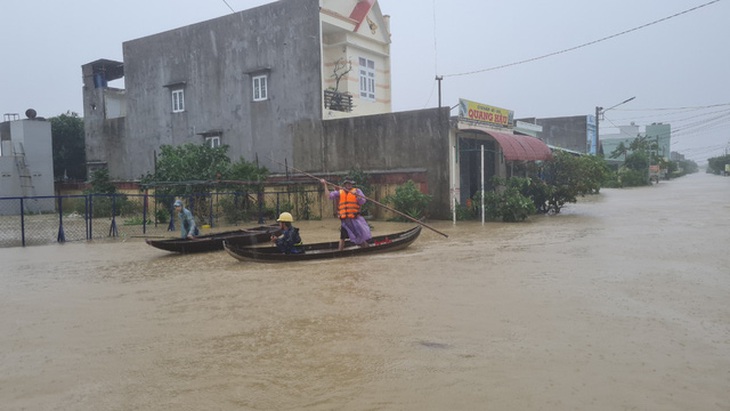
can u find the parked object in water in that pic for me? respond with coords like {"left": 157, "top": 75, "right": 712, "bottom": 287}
{"left": 146, "top": 225, "right": 280, "bottom": 254}
{"left": 223, "top": 226, "right": 422, "bottom": 262}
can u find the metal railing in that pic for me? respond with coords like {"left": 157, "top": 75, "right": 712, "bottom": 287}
{"left": 0, "top": 187, "right": 325, "bottom": 248}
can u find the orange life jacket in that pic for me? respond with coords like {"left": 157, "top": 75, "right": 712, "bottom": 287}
{"left": 338, "top": 189, "right": 360, "bottom": 219}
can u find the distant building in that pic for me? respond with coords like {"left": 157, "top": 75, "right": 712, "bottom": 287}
{"left": 516, "top": 115, "right": 596, "bottom": 154}
{"left": 600, "top": 122, "right": 641, "bottom": 159}
{"left": 0, "top": 112, "right": 55, "bottom": 214}
{"left": 645, "top": 123, "right": 671, "bottom": 161}
{"left": 670, "top": 151, "right": 686, "bottom": 162}
{"left": 600, "top": 122, "right": 671, "bottom": 161}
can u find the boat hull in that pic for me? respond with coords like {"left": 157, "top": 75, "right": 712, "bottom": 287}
{"left": 146, "top": 225, "right": 279, "bottom": 254}
{"left": 223, "top": 226, "right": 422, "bottom": 262}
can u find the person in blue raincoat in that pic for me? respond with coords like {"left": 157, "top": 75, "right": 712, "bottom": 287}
{"left": 174, "top": 199, "right": 199, "bottom": 239}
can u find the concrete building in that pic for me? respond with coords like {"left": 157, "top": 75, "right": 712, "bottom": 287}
{"left": 82, "top": 0, "right": 392, "bottom": 180}
{"left": 0, "top": 112, "right": 56, "bottom": 214}
{"left": 645, "top": 123, "right": 671, "bottom": 161}
{"left": 450, "top": 99, "right": 552, "bottom": 206}
{"left": 81, "top": 0, "right": 552, "bottom": 218}
{"left": 516, "top": 115, "right": 597, "bottom": 154}
{"left": 600, "top": 122, "right": 671, "bottom": 161}
{"left": 600, "top": 122, "right": 641, "bottom": 159}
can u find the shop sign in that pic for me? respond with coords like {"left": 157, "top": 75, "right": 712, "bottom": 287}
{"left": 458, "top": 98, "right": 514, "bottom": 128}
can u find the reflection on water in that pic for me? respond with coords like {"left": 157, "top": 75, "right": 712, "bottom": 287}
{"left": 1, "top": 173, "right": 729, "bottom": 410}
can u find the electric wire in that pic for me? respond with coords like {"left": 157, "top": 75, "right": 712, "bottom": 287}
{"left": 221, "top": 0, "right": 235, "bottom": 13}
{"left": 441, "top": 0, "right": 722, "bottom": 78}
{"left": 423, "top": 0, "right": 439, "bottom": 108}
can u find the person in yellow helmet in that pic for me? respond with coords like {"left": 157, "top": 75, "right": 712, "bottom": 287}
{"left": 270, "top": 211, "right": 303, "bottom": 254}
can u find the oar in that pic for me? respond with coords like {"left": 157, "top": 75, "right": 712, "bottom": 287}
{"left": 269, "top": 158, "right": 448, "bottom": 238}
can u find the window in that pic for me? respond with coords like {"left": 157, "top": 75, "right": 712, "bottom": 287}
{"left": 171, "top": 89, "right": 185, "bottom": 113}
{"left": 359, "top": 57, "right": 376, "bottom": 101}
{"left": 206, "top": 136, "right": 221, "bottom": 148}
{"left": 252, "top": 74, "right": 268, "bottom": 101}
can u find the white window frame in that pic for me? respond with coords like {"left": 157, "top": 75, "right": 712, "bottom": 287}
{"left": 359, "top": 57, "right": 376, "bottom": 101}
{"left": 205, "top": 136, "right": 221, "bottom": 148}
{"left": 252, "top": 74, "right": 268, "bottom": 101}
{"left": 171, "top": 89, "right": 185, "bottom": 113}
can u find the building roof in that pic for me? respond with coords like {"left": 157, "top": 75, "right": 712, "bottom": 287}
{"left": 349, "top": 0, "right": 375, "bottom": 31}
{"left": 459, "top": 124, "right": 553, "bottom": 161}
{"left": 88, "top": 59, "right": 124, "bottom": 81}
{"left": 488, "top": 130, "right": 553, "bottom": 161}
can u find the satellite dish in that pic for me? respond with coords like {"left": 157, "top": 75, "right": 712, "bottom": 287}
{"left": 25, "top": 108, "right": 37, "bottom": 119}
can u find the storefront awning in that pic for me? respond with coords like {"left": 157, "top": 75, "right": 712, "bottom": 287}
{"left": 487, "top": 130, "right": 552, "bottom": 161}
{"left": 459, "top": 124, "right": 552, "bottom": 161}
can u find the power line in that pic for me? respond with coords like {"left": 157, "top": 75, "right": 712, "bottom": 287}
{"left": 221, "top": 0, "right": 235, "bottom": 13}
{"left": 613, "top": 107, "right": 730, "bottom": 127}
{"left": 442, "top": 0, "right": 723, "bottom": 78}
{"left": 614, "top": 102, "right": 730, "bottom": 111}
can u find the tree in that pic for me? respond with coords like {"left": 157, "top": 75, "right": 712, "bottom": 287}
{"left": 140, "top": 142, "right": 268, "bottom": 201}
{"left": 707, "top": 154, "right": 730, "bottom": 175}
{"left": 538, "top": 152, "right": 610, "bottom": 213}
{"left": 142, "top": 143, "right": 232, "bottom": 200}
{"left": 624, "top": 151, "right": 650, "bottom": 171}
{"left": 50, "top": 111, "right": 86, "bottom": 181}
{"left": 330, "top": 57, "right": 352, "bottom": 93}
{"left": 609, "top": 142, "right": 629, "bottom": 161}
{"left": 327, "top": 58, "right": 353, "bottom": 112}
{"left": 140, "top": 143, "right": 269, "bottom": 224}
{"left": 87, "top": 168, "right": 116, "bottom": 194}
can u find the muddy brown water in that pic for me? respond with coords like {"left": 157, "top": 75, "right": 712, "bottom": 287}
{"left": 2, "top": 173, "right": 729, "bottom": 410}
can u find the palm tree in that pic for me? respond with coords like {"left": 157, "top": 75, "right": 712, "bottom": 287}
{"left": 610, "top": 142, "right": 629, "bottom": 161}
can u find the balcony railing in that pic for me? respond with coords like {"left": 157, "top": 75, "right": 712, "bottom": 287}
{"left": 324, "top": 89, "right": 353, "bottom": 112}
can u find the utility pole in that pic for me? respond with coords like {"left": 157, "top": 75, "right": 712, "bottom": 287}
{"left": 435, "top": 75, "right": 443, "bottom": 108}
{"left": 595, "top": 96, "right": 636, "bottom": 155}
{"left": 595, "top": 106, "right": 602, "bottom": 154}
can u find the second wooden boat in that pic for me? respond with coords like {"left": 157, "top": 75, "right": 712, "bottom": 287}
{"left": 146, "top": 225, "right": 280, "bottom": 254}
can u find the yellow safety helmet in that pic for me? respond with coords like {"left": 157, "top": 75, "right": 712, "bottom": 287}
{"left": 276, "top": 212, "right": 294, "bottom": 222}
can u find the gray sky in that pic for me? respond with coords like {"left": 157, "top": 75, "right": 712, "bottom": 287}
{"left": 2, "top": 0, "right": 728, "bottom": 162}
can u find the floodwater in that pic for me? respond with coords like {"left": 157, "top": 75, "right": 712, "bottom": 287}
{"left": 1, "top": 173, "right": 729, "bottom": 411}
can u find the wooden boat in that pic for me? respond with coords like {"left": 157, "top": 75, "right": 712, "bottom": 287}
{"left": 223, "top": 225, "right": 422, "bottom": 262}
{"left": 145, "top": 225, "right": 280, "bottom": 254}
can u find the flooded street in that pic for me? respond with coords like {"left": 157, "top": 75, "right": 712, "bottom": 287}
{"left": 1, "top": 172, "right": 729, "bottom": 411}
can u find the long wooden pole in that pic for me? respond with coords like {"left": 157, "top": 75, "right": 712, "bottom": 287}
{"left": 270, "top": 158, "right": 448, "bottom": 238}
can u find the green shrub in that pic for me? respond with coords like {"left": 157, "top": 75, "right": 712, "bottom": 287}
{"left": 455, "top": 201, "right": 478, "bottom": 221}
{"left": 155, "top": 208, "right": 169, "bottom": 224}
{"left": 219, "top": 194, "right": 257, "bottom": 224}
{"left": 89, "top": 195, "right": 136, "bottom": 218}
{"left": 383, "top": 180, "right": 432, "bottom": 221}
{"left": 483, "top": 179, "right": 536, "bottom": 222}
{"left": 123, "top": 216, "right": 152, "bottom": 226}
{"left": 618, "top": 169, "right": 649, "bottom": 187}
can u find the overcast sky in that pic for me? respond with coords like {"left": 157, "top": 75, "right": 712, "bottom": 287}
{"left": 2, "top": 0, "right": 728, "bottom": 162}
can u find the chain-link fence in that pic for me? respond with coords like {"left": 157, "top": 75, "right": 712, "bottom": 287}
{"left": 0, "top": 186, "right": 327, "bottom": 248}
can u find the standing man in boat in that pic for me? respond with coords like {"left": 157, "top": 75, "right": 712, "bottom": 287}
{"left": 321, "top": 177, "right": 372, "bottom": 251}
{"left": 270, "top": 212, "right": 303, "bottom": 254}
{"left": 174, "top": 199, "right": 199, "bottom": 239}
